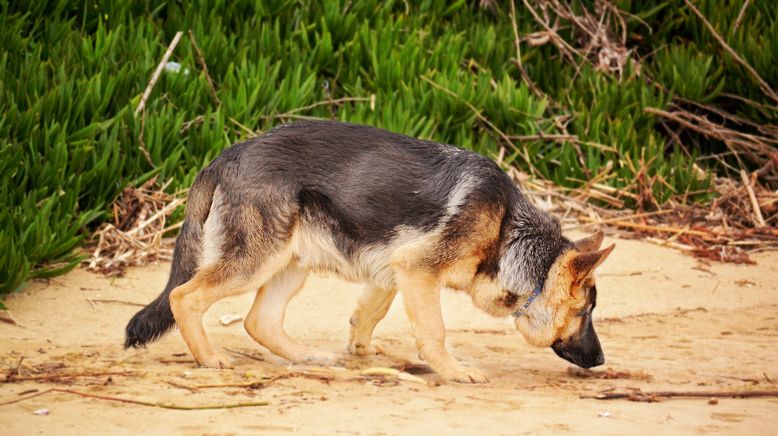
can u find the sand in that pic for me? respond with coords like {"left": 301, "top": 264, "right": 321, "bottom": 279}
{"left": 1, "top": 235, "right": 777, "bottom": 435}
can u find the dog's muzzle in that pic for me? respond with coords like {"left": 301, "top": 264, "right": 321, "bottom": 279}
{"left": 550, "top": 315, "right": 604, "bottom": 368}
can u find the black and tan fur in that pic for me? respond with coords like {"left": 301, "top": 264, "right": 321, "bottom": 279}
{"left": 125, "top": 121, "right": 614, "bottom": 383}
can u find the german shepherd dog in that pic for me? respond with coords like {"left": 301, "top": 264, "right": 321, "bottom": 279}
{"left": 125, "top": 121, "right": 614, "bottom": 383}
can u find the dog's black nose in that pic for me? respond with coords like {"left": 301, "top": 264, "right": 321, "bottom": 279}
{"left": 551, "top": 338, "right": 604, "bottom": 368}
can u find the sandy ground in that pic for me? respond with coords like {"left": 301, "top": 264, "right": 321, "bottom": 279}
{"left": 1, "top": 235, "right": 777, "bottom": 435}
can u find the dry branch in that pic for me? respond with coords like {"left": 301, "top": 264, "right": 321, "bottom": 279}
{"left": 188, "top": 30, "right": 220, "bottom": 107}
{"left": 135, "top": 31, "right": 184, "bottom": 116}
{"left": 422, "top": 75, "right": 541, "bottom": 177}
{"left": 683, "top": 0, "right": 778, "bottom": 104}
{"left": 509, "top": 0, "right": 544, "bottom": 98}
{"left": 3, "top": 371, "right": 135, "bottom": 383}
{"left": 83, "top": 178, "right": 183, "bottom": 276}
{"left": 521, "top": 0, "right": 636, "bottom": 79}
{"left": 645, "top": 106, "right": 778, "bottom": 185}
{"left": 577, "top": 217, "right": 712, "bottom": 239}
{"left": 583, "top": 388, "right": 778, "bottom": 402}
{"left": 0, "top": 388, "right": 268, "bottom": 410}
{"left": 515, "top": 163, "right": 778, "bottom": 264}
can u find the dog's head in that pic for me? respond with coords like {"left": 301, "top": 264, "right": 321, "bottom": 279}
{"left": 513, "top": 232, "right": 613, "bottom": 368}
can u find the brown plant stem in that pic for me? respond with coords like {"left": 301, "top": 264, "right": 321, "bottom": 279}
{"left": 188, "top": 30, "right": 221, "bottom": 107}
{"left": 0, "top": 388, "right": 268, "bottom": 410}
{"left": 583, "top": 389, "right": 778, "bottom": 401}
{"left": 135, "top": 31, "right": 184, "bottom": 116}
{"left": 683, "top": 0, "right": 778, "bottom": 103}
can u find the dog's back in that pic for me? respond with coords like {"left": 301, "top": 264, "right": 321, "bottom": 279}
{"left": 216, "top": 120, "right": 516, "bottom": 286}
{"left": 231, "top": 120, "right": 512, "bottom": 229}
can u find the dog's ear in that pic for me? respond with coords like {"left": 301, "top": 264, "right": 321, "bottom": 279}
{"left": 573, "top": 231, "right": 604, "bottom": 252}
{"left": 570, "top": 244, "right": 615, "bottom": 279}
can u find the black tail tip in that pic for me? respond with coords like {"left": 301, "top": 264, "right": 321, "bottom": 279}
{"left": 124, "top": 303, "right": 175, "bottom": 349}
{"left": 124, "top": 331, "right": 148, "bottom": 349}
{"left": 124, "top": 317, "right": 153, "bottom": 349}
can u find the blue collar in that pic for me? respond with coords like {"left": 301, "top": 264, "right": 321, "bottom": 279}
{"left": 512, "top": 284, "right": 543, "bottom": 317}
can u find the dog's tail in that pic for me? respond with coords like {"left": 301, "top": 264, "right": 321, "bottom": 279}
{"left": 124, "top": 164, "right": 220, "bottom": 348}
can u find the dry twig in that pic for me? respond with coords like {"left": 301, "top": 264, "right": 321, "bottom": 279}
{"left": 261, "top": 97, "right": 371, "bottom": 122}
{"left": 188, "top": 30, "right": 220, "bottom": 107}
{"left": 645, "top": 106, "right": 778, "bottom": 185}
{"left": 0, "top": 388, "right": 268, "bottom": 410}
{"left": 740, "top": 170, "right": 766, "bottom": 226}
{"left": 87, "top": 298, "right": 146, "bottom": 307}
{"left": 514, "top": 164, "right": 778, "bottom": 264}
{"left": 83, "top": 178, "right": 183, "bottom": 276}
{"left": 583, "top": 388, "right": 778, "bottom": 402}
{"left": 422, "top": 75, "right": 541, "bottom": 177}
{"left": 135, "top": 31, "right": 184, "bottom": 116}
{"left": 509, "top": 0, "right": 543, "bottom": 98}
{"left": 0, "top": 310, "right": 18, "bottom": 326}
{"left": 3, "top": 370, "right": 135, "bottom": 383}
{"left": 521, "top": 0, "right": 636, "bottom": 79}
{"left": 683, "top": 0, "right": 778, "bottom": 103}
{"left": 732, "top": 0, "right": 751, "bottom": 33}
{"left": 135, "top": 31, "right": 184, "bottom": 167}
{"left": 567, "top": 367, "right": 652, "bottom": 381}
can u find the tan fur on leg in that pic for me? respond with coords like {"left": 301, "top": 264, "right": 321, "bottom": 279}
{"left": 394, "top": 268, "right": 488, "bottom": 384}
{"left": 170, "top": 238, "right": 298, "bottom": 369}
{"left": 169, "top": 271, "right": 251, "bottom": 369}
{"left": 244, "top": 264, "right": 333, "bottom": 363}
{"left": 347, "top": 284, "right": 397, "bottom": 355}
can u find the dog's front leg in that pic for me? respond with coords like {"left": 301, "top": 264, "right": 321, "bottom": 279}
{"left": 348, "top": 284, "right": 397, "bottom": 356}
{"left": 395, "top": 269, "right": 488, "bottom": 384}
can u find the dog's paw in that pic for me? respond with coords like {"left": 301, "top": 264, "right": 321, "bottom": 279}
{"left": 198, "top": 352, "right": 234, "bottom": 369}
{"left": 441, "top": 366, "right": 489, "bottom": 384}
{"left": 347, "top": 341, "right": 384, "bottom": 356}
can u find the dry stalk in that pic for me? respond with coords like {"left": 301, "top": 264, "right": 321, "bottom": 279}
{"left": 583, "top": 388, "right": 778, "bottom": 402}
{"left": 135, "top": 31, "right": 184, "bottom": 116}
{"left": 83, "top": 178, "right": 184, "bottom": 276}
{"left": 683, "top": 0, "right": 778, "bottom": 104}
{"left": 422, "top": 75, "right": 542, "bottom": 178}
{"left": 0, "top": 388, "right": 268, "bottom": 410}
{"left": 732, "top": 0, "right": 751, "bottom": 33}
{"left": 513, "top": 164, "right": 778, "bottom": 265}
{"left": 645, "top": 105, "right": 778, "bottom": 185}
{"left": 521, "top": 0, "right": 636, "bottom": 79}
{"left": 509, "top": 0, "right": 544, "bottom": 98}
{"left": 188, "top": 30, "right": 221, "bottom": 107}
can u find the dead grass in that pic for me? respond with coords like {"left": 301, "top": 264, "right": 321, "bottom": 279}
{"left": 82, "top": 178, "right": 183, "bottom": 276}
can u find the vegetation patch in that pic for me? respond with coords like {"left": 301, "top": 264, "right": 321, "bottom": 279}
{"left": 1, "top": 0, "right": 776, "bottom": 295}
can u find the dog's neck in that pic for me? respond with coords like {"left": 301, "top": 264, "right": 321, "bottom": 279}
{"left": 496, "top": 197, "right": 571, "bottom": 299}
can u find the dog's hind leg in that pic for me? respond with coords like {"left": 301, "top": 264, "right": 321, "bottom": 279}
{"left": 166, "top": 176, "right": 304, "bottom": 369}
{"left": 244, "top": 263, "right": 333, "bottom": 364}
{"left": 347, "top": 284, "right": 397, "bottom": 356}
{"left": 168, "top": 269, "right": 254, "bottom": 369}
{"left": 170, "top": 244, "right": 296, "bottom": 369}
